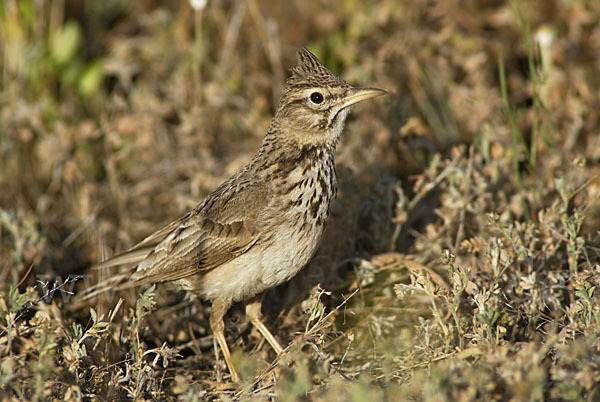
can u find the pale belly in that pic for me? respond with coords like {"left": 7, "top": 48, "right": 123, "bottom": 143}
{"left": 173, "top": 219, "right": 326, "bottom": 302}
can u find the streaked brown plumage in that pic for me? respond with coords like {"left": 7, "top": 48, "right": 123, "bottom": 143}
{"left": 87, "top": 48, "right": 385, "bottom": 382}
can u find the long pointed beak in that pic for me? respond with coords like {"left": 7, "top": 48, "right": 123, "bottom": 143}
{"left": 340, "top": 87, "right": 387, "bottom": 109}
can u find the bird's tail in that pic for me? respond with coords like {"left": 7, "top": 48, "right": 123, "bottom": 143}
{"left": 74, "top": 219, "right": 175, "bottom": 304}
{"left": 76, "top": 246, "right": 156, "bottom": 302}
{"left": 78, "top": 269, "right": 134, "bottom": 302}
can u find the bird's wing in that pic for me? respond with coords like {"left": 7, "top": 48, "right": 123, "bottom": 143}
{"left": 90, "top": 173, "right": 272, "bottom": 291}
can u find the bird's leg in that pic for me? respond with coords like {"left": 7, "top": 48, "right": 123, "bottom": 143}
{"left": 245, "top": 292, "right": 284, "bottom": 354}
{"left": 210, "top": 298, "right": 239, "bottom": 382}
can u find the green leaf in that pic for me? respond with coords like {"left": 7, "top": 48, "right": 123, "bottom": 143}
{"left": 50, "top": 21, "right": 81, "bottom": 66}
{"left": 78, "top": 61, "right": 104, "bottom": 96}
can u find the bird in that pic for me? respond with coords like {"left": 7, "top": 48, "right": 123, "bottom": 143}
{"left": 86, "top": 48, "right": 386, "bottom": 382}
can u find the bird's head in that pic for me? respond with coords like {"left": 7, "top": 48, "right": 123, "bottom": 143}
{"left": 271, "top": 48, "right": 386, "bottom": 149}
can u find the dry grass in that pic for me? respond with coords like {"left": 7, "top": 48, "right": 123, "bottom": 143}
{"left": 1, "top": 0, "right": 600, "bottom": 400}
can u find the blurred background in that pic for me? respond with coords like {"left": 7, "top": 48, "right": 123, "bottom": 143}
{"left": 1, "top": 0, "right": 600, "bottom": 399}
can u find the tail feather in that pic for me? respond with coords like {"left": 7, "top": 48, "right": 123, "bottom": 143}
{"left": 79, "top": 247, "right": 154, "bottom": 301}
{"left": 79, "top": 214, "right": 186, "bottom": 301}
{"left": 92, "top": 247, "right": 153, "bottom": 270}
{"left": 79, "top": 270, "right": 133, "bottom": 301}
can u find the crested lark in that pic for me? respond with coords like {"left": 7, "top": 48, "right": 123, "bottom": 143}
{"left": 90, "top": 48, "right": 385, "bottom": 382}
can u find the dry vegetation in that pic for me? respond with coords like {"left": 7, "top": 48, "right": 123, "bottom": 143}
{"left": 2, "top": 0, "right": 600, "bottom": 400}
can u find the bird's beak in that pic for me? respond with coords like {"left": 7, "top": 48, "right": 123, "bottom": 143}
{"left": 339, "top": 87, "right": 387, "bottom": 109}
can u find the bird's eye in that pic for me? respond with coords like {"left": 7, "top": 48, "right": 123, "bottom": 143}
{"left": 310, "top": 92, "right": 324, "bottom": 104}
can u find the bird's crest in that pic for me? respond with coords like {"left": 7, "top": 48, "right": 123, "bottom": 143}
{"left": 287, "top": 48, "right": 349, "bottom": 88}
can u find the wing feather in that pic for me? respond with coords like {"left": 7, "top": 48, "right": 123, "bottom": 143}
{"left": 85, "top": 174, "right": 272, "bottom": 298}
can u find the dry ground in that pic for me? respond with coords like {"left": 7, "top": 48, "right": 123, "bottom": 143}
{"left": 1, "top": 0, "right": 600, "bottom": 400}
